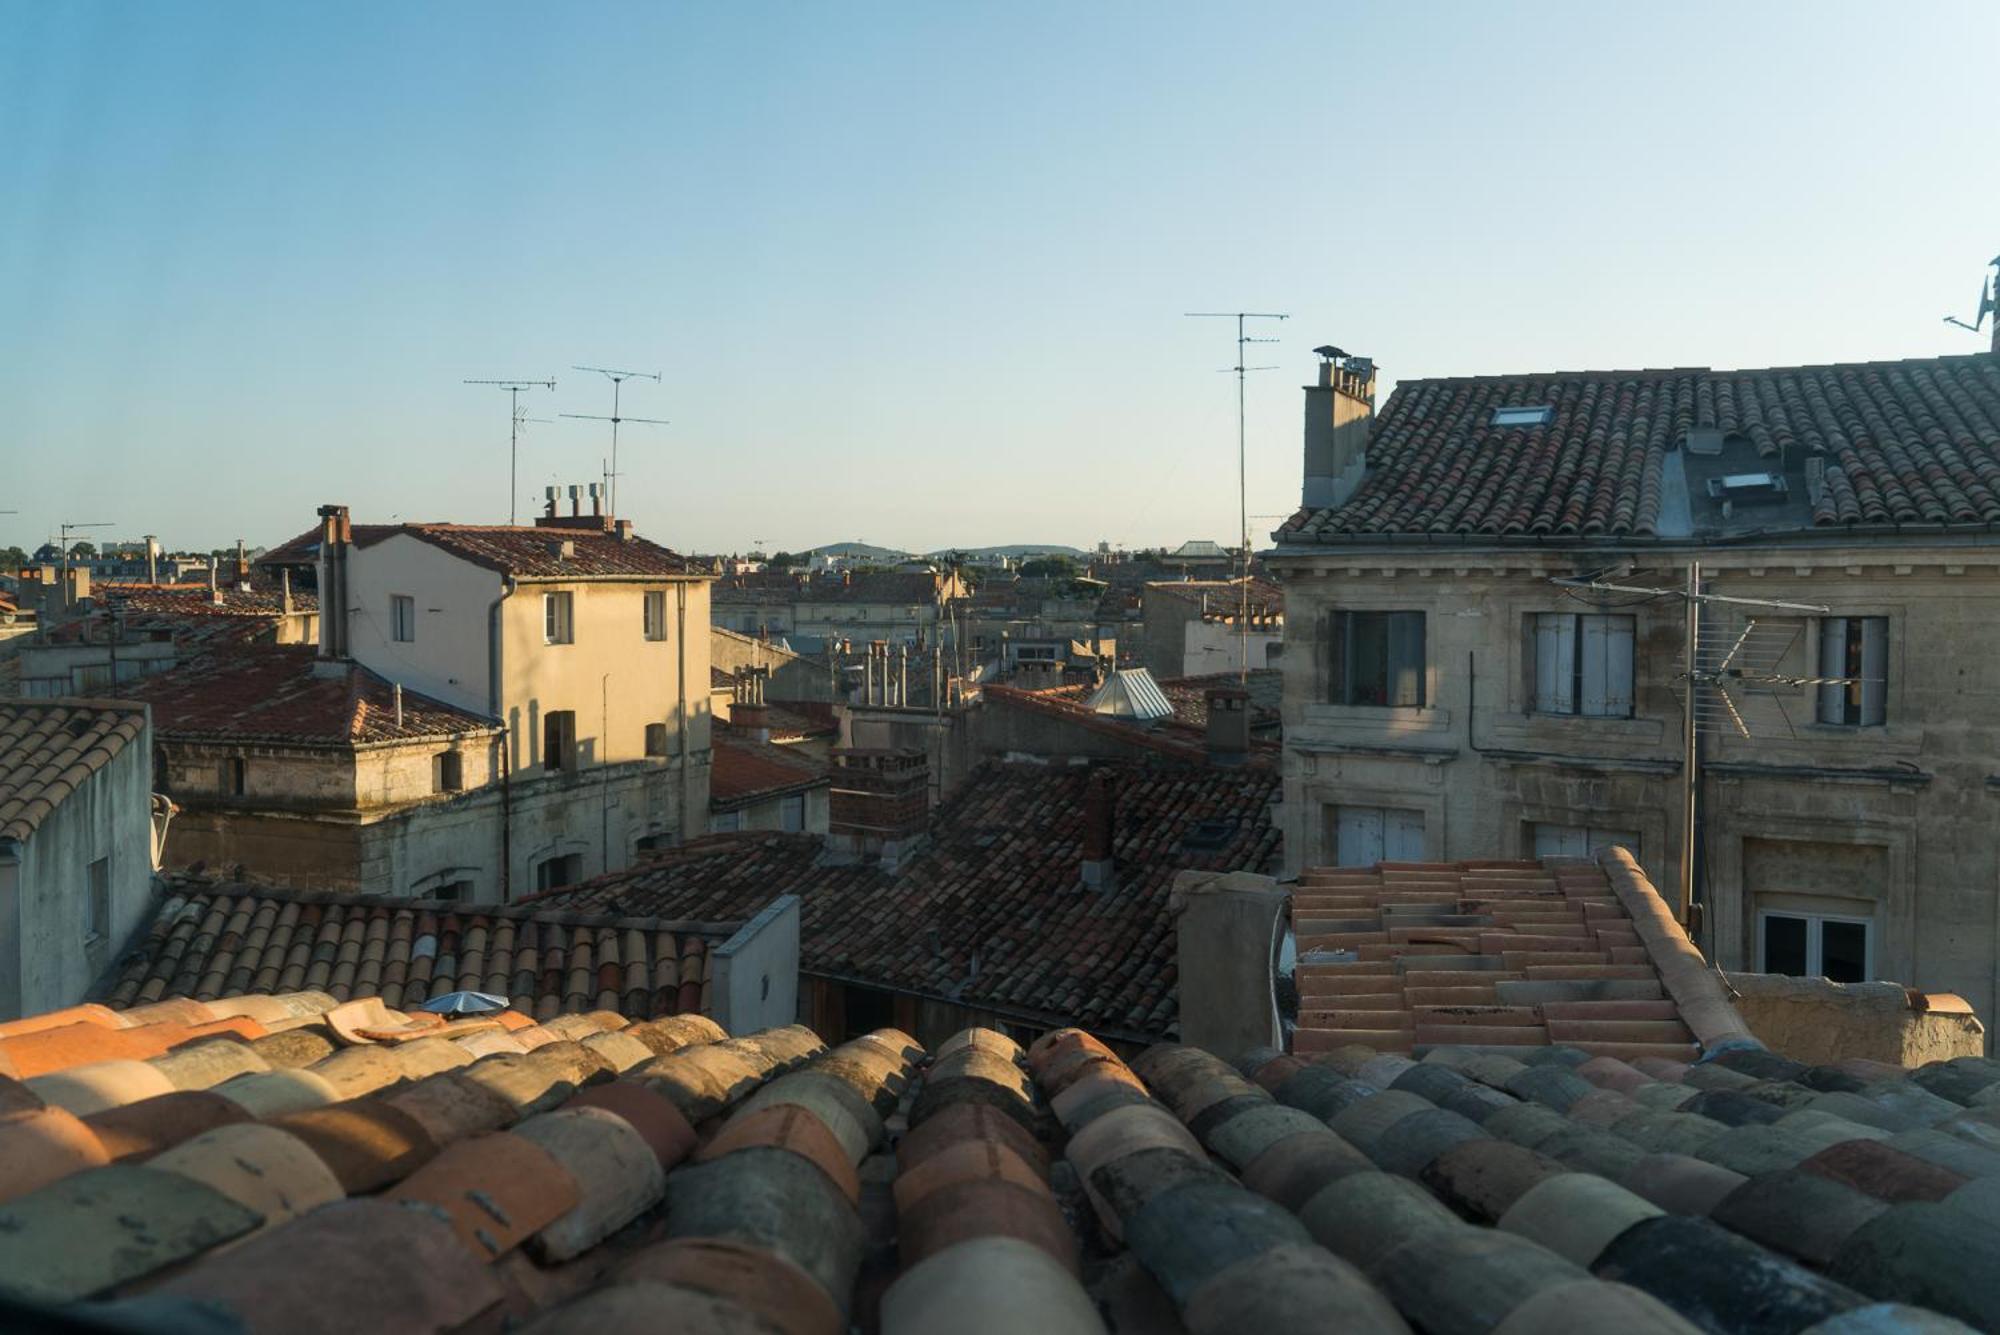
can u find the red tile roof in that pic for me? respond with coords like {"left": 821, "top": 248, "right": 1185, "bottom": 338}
{"left": 254, "top": 524, "right": 399, "bottom": 569}
{"left": 709, "top": 727, "right": 829, "bottom": 810}
{"left": 1145, "top": 576, "right": 1284, "bottom": 615}
{"left": 362, "top": 523, "right": 705, "bottom": 580}
{"left": 121, "top": 646, "right": 496, "bottom": 747}
{"left": 97, "top": 582, "right": 317, "bottom": 618}
{"left": 982, "top": 682, "right": 1281, "bottom": 766}
{"left": 539, "top": 760, "right": 1282, "bottom": 1039}
{"left": 0, "top": 700, "right": 147, "bottom": 842}
{"left": 103, "top": 880, "right": 739, "bottom": 1021}
{"left": 1281, "top": 352, "right": 2000, "bottom": 541}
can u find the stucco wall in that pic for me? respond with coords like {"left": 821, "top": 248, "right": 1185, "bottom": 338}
{"left": 1725, "top": 971, "right": 1986, "bottom": 1066}
{"left": 345, "top": 533, "right": 501, "bottom": 715}
{"left": 2, "top": 721, "right": 154, "bottom": 1018}
{"left": 712, "top": 894, "right": 800, "bottom": 1034}
{"left": 1184, "top": 619, "right": 1283, "bottom": 677}
{"left": 1272, "top": 545, "right": 2000, "bottom": 1032}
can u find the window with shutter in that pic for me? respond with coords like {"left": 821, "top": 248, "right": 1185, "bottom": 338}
{"left": 1817, "top": 617, "right": 1888, "bottom": 726}
{"left": 1530, "top": 613, "right": 1633, "bottom": 717}
{"left": 1328, "top": 611, "right": 1426, "bottom": 707}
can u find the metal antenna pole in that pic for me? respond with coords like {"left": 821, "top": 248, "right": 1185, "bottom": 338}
{"left": 1682, "top": 560, "right": 1700, "bottom": 926}
{"left": 466, "top": 379, "right": 556, "bottom": 523}
{"left": 564, "top": 366, "right": 665, "bottom": 518}
{"left": 1187, "top": 311, "right": 1287, "bottom": 682}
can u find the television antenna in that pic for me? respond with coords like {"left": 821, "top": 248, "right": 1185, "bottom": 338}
{"left": 563, "top": 366, "right": 666, "bottom": 518}
{"left": 1186, "top": 310, "right": 1288, "bottom": 683}
{"left": 1549, "top": 564, "right": 1868, "bottom": 930}
{"left": 1941, "top": 254, "right": 1999, "bottom": 348}
{"left": 464, "top": 378, "right": 556, "bottom": 524}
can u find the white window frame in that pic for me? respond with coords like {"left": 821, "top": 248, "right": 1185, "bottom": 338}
{"left": 544, "top": 592, "right": 574, "bottom": 645}
{"left": 1816, "top": 616, "right": 1887, "bottom": 727}
{"left": 1757, "top": 908, "right": 1874, "bottom": 982}
{"left": 644, "top": 590, "right": 667, "bottom": 642}
{"left": 1531, "top": 612, "right": 1634, "bottom": 717}
{"left": 390, "top": 594, "right": 416, "bottom": 643}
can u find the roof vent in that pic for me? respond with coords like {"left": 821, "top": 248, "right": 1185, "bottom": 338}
{"left": 1685, "top": 427, "right": 1725, "bottom": 456}
{"left": 549, "top": 539, "right": 576, "bottom": 559}
{"left": 1705, "top": 472, "right": 1789, "bottom": 505}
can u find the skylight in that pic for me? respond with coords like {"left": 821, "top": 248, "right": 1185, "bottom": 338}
{"left": 1491, "top": 405, "right": 1554, "bottom": 427}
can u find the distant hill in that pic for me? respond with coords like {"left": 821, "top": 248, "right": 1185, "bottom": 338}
{"left": 923, "top": 544, "right": 1088, "bottom": 559}
{"left": 803, "top": 541, "right": 912, "bottom": 561}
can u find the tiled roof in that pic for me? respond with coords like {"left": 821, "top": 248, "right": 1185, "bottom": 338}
{"left": 983, "top": 682, "right": 1281, "bottom": 766}
{"left": 0, "top": 699, "right": 147, "bottom": 843}
{"left": 714, "top": 569, "right": 954, "bottom": 606}
{"left": 120, "top": 645, "right": 497, "bottom": 747}
{"left": 360, "top": 523, "right": 704, "bottom": 580}
{"left": 1157, "top": 669, "right": 1284, "bottom": 730}
{"left": 543, "top": 760, "right": 1283, "bottom": 1039}
{"left": 102, "top": 880, "right": 740, "bottom": 1021}
{"left": 254, "top": 523, "right": 399, "bottom": 569}
{"left": 1145, "top": 576, "right": 1284, "bottom": 614}
{"left": 764, "top": 700, "right": 839, "bottom": 740}
{"left": 709, "top": 726, "right": 829, "bottom": 810}
{"left": 97, "top": 582, "right": 317, "bottom": 618}
{"left": 5, "top": 990, "right": 1990, "bottom": 1329}
{"left": 1282, "top": 351, "right": 2000, "bottom": 541}
{"left": 1291, "top": 852, "right": 1726, "bottom": 1062}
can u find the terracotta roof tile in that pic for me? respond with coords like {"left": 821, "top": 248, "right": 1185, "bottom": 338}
{"left": 120, "top": 644, "right": 496, "bottom": 746}
{"left": 100, "top": 882, "right": 736, "bottom": 1022}
{"left": 0, "top": 699, "right": 147, "bottom": 842}
{"left": 540, "top": 760, "right": 1280, "bottom": 1040}
{"left": 1282, "top": 352, "right": 2000, "bottom": 541}
{"left": 710, "top": 726, "right": 830, "bottom": 809}
{"left": 366, "top": 522, "right": 703, "bottom": 580}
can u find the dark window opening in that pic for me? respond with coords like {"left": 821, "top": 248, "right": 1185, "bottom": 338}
{"left": 1328, "top": 610, "right": 1425, "bottom": 707}
{"left": 543, "top": 710, "right": 577, "bottom": 773}
{"left": 644, "top": 722, "right": 669, "bottom": 757}
{"left": 534, "top": 853, "right": 583, "bottom": 892}
{"left": 226, "top": 756, "right": 247, "bottom": 796}
{"left": 434, "top": 751, "right": 463, "bottom": 793}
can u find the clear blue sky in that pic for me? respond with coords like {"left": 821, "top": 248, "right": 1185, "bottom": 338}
{"left": 4, "top": 2, "right": 1995, "bottom": 557}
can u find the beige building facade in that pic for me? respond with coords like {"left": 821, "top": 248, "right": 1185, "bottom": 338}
{"left": 1272, "top": 348, "right": 2000, "bottom": 1028}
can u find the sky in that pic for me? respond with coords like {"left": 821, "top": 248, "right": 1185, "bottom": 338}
{"left": 3, "top": 2, "right": 1996, "bottom": 558}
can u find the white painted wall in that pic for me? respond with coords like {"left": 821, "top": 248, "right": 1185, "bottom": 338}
{"left": 344, "top": 534, "right": 502, "bottom": 715}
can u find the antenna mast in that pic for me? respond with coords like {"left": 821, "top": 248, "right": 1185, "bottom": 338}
{"left": 465, "top": 378, "right": 556, "bottom": 524}
{"left": 1550, "top": 567, "right": 1837, "bottom": 934}
{"left": 1187, "top": 311, "right": 1288, "bottom": 683}
{"left": 563, "top": 366, "right": 666, "bottom": 518}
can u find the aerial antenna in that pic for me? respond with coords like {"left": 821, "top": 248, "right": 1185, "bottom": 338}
{"left": 1942, "top": 255, "right": 2000, "bottom": 353}
{"left": 1186, "top": 311, "right": 1288, "bottom": 683}
{"left": 563, "top": 366, "right": 666, "bottom": 518}
{"left": 464, "top": 378, "right": 556, "bottom": 524}
{"left": 1549, "top": 566, "right": 1863, "bottom": 932}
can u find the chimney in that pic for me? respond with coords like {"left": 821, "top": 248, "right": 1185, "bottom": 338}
{"left": 544, "top": 486, "right": 559, "bottom": 521}
{"left": 828, "top": 748, "right": 930, "bottom": 871}
{"left": 897, "top": 642, "right": 909, "bottom": 708}
{"left": 315, "top": 503, "right": 352, "bottom": 665}
{"left": 733, "top": 669, "right": 771, "bottom": 742}
{"left": 1080, "top": 769, "right": 1116, "bottom": 890}
{"left": 144, "top": 535, "right": 159, "bottom": 585}
{"left": 567, "top": 485, "right": 582, "bottom": 518}
{"left": 614, "top": 518, "right": 634, "bottom": 542}
{"left": 208, "top": 560, "right": 221, "bottom": 605}
{"left": 1302, "top": 349, "right": 1376, "bottom": 510}
{"left": 235, "top": 538, "right": 249, "bottom": 583}
{"left": 589, "top": 482, "right": 603, "bottom": 517}
{"left": 281, "top": 568, "right": 294, "bottom": 615}
{"left": 1204, "top": 686, "right": 1251, "bottom": 767}
{"left": 393, "top": 682, "right": 404, "bottom": 728}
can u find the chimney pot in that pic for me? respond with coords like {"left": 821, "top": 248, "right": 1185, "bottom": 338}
{"left": 1204, "top": 686, "right": 1251, "bottom": 766}
{"left": 568, "top": 485, "right": 582, "bottom": 518}
{"left": 1081, "top": 768, "right": 1116, "bottom": 889}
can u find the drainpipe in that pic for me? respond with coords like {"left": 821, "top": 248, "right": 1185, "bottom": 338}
{"left": 488, "top": 574, "right": 516, "bottom": 898}
{"left": 676, "top": 581, "right": 691, "bottom": 839}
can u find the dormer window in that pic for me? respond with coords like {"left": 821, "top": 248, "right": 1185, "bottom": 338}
{"left": 1491, "top": 405, "right": 1554, "bottom": 428}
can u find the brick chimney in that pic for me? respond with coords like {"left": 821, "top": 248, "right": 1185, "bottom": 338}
{"left": 732, "top": 669, "right": 771, "bottom": 743}
{"left": 1204, "top": 686, "right": 1251, "bottom": 767}
{"left": 1080, "top": 768, "right": 1116, "bottom": 890}
{"left": 828, "top": 748, "right": 930, "bottom": 872}
{"left": 1302, "top": 349, "right": 1376, "bottom": 510}
{"left": 315, "top": 503, "right": 352, "bottom": 667}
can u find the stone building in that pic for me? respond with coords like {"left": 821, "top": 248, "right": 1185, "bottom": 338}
{"left": 154, "top": 499, "right": 716, "bottom": 900}
{"left": 0, "top": 700, "right": 158, "bottom": 1019}
{"left": 1269, "top": 345, "right": 2000, "bottom": 1023}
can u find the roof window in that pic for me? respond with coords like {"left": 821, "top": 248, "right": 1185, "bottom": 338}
{"left": 1491, "top": 405, "right": 1554, "bottom": 428}
{"left": 1705, "top": 472, "right": 1789, "bottom": 502}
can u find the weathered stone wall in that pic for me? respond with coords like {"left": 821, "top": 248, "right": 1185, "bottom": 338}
{"left": 1725, "top": 971, "right": 1986, "bottom": 1066}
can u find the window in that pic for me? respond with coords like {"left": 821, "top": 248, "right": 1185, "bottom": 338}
{"left": 1328, "top": 805, "right": 1425, "bottom": 867}
{"left": 1531, "top": 613, "right": 1634, "bottom": 717}
{"left": 1707, "top": 472, "right": 1788, "bottom": 502}
{"left": 225, "top": 757, "right": 246, "bottom": 796}
{"left": 644, "top": 590, "right": 667, "bottom": 641}
{"left": 780, "top": 793, "right": 805, "bottom": 833}
{"left": 544, "top": 592, "right": 574, "bottom": 645}
{"left": 542, "top": 710, "right": 577, "bottom": 772}
{"left": 391, "top": 594, "right": 416, "bottom": 642}
{"left": 712, "top": 810, "right": 743, "bottom": 833}
{"left": 1491, "top": 405, "right": 1554, "bottom": 428}
{"left": 1817, "top": 616, "right": 1887, "bottom": 726}
{"left": 85, "top": 857, "right": 110, "bottom": 941}
{"left": 644, "top": 722, "right": 669, "bottom": 757}
{"left": 1759, "top": 909, "right": 1872, "bottom": 983}
{"left": 424, "top": 879, "right": 473, "bottom": 902}
{"left": 1531, "top": 822, "right": 1640, "bottom": 859}
{"left": 533, "top": 853, "right": 584, "bottom": 892}
{"left": 433, "top": 751, "right": 463, "bottom": 793}
{"left": 634, "top": 832, "right": 675, "bottom": 854}
{"left": 1328, "top": 611, "right": 1426, "bottom": 707}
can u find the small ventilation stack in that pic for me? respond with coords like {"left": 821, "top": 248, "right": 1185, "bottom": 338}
{"left": 1204, "top": 686, "right": 1251, "bottom": 767}
{"left": 1080, "top": 769, "right": 1116, "bottom": 890}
